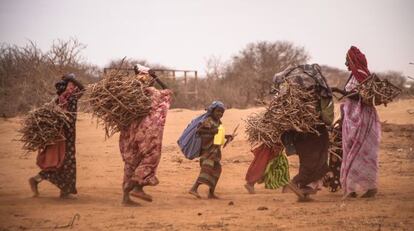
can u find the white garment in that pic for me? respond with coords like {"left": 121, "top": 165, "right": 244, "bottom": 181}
{"left": 345, "top": 75, "right": 359, "bottom": 92}
{"left": 135, "top": 64, "right": 150, "bottom": 74}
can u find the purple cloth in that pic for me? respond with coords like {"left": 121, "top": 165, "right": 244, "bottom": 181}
{"left": 340, "top": 98, "right": 381, "bottom": 196}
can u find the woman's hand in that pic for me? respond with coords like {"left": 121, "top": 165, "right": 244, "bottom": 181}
{"left": 148, "top": 69, "right": 157, "bottom": 78}
{"left": 225, "top": 134, "right": 234, "bottom": 141}
{"left": 223, "top": 134, "right": 235, "bottom": 148}
{"left": 346, "top": 92, "right": 361, "bottom": 101}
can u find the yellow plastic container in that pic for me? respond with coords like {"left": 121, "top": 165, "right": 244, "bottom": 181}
{"left": 213, "top": 124, "right": 225, "bottom": 145}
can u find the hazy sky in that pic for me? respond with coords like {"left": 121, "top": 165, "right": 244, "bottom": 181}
{"left": 1, "top": 0, "right": 413, "bottom": 77}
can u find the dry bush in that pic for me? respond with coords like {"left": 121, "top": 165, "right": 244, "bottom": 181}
{"left": 320, "top": 65, "right": 349, "bottom": 89}
{"left": 173, "top": 41, "right": 311, "bottom": 109}
{"left": 0, "top": 39, "right": 100, "bottom": 117}
{"left": 3, "top": 39, "right": 411, "bottom": 117}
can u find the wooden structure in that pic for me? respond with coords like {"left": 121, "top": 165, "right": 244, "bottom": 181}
{"left": 103, "top": 68, "right": 198, "bottom": 99}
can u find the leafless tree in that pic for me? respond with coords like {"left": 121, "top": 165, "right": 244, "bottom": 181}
{"left": 221, "top": 41, "right": 310, "bottom": 107}
{"left": 0, "top": 39, "right": 99, "bottom": 117}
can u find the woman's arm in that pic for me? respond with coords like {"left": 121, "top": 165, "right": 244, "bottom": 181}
{"left": 331, "top": 87, "right": 346, "bottom": 95}
{"left": 196, "top": 118, "right": 218, "bottom": 135}
{"left": 197, "top": 127, "right": 218, "bottom": 135}
{"left": 344, "top": 91, "right": 361, "bottom": 101}
{"left": 149, "top": 70, "right": 168, "bottom": 90}
{"left": 331, "top": 87, "right": 360, "bottom": 101}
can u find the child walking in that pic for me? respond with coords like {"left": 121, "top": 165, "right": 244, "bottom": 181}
{"left": 184, "top": 101, "right": 233, "bottom": 199}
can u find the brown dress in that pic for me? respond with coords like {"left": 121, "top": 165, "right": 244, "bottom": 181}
{"left": 291, "top": 126, "right": 329, "bottom": 187}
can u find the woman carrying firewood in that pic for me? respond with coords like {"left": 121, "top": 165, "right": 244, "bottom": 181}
{"left": 272, "top": 64, "right": 334, "bottom": 201}
{"left": 29, "top": 73, "right": 84, "bottom": 198}
{"left": 331, "top": 46, "right": 380, "bottom": 199}
{"left": 120, "top": 64, "right": 173, "bottom": 206}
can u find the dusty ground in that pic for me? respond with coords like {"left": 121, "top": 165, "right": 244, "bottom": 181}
{"left": 0, "top": 99, "right": 413, "bottom": 231}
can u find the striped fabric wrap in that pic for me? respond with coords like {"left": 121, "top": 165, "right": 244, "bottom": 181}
{"left": 197, "top": 153, "right": 222, "bottom": 188}
{"left": 196, "top": 117, "right": 223, "bottom": 188}
{"left": 264, "top": 150, "right": 290, "bottom": 189}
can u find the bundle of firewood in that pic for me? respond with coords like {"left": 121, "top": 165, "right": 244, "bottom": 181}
{"left": 245, "top": 81, "right": 323, "bottom": 147}
{"left": 323, "top": 120, "right": 343, "bottom": 192}
{"left": 19, "top": 103, "right": 70, "bottom": 152}
{"left": 85, "top": 70, "right": 152, "bottom": 138}
{"left": 328, "top": 122, "right": 342, "bottom": 160}
{"left": 356, "top": 74, "right": 401, "bottom": 106}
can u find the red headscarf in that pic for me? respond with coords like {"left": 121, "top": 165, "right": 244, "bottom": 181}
{"left": 346, "top": 46, "right": 371, "bottom": 83}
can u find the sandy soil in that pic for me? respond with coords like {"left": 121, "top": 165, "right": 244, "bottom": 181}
{"left": 0, "top": 99, "right": 413, "bottom": 231}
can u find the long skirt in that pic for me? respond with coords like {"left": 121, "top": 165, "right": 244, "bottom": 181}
{"left": 340, "top": 98, "right": 380, "bottom": 196}
{"left": 119, "top": 88, "right": 172, "bottom": 188}
{"left": 39, "top": 120, "right": 77, "bottom": 194}
{"left": 245, "top": 144, "right": 280, "bottom": 184}
{"left": 197, "top": 147, "right": 222, "bottom": 189}
{"left": 292, "top": 126, "right": 329, "bottom": 187}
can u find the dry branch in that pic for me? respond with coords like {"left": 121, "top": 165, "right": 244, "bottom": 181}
{"left": 245, "top": 80, "right": 323, "bottom": 147}
{"left": 323, "top": 120, "right": 343, "bottom": 192}
{"left": 84, "top": 69, "right": 151, "bottom": 138}
{"left": 356, "top": 74, "right": 401, "bottom": 106}
{"left": 18, "top": 103, "right": 70, "bottom": 152}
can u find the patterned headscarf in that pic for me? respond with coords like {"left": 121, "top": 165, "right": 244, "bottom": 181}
{"left": 206, "top": 100, "right": 226, "bottom": 114}
{"left": 346, "top": 46, "right": 371, "bottom": 83}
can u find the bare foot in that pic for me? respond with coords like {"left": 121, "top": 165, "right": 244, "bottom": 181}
{"left": 28, "top": 178, "right": 39, "bottom": 197}
{"left": 342, "top": 192, "right": 358, "bottom": 200}
{"left": 361, "top": 189, "right": 377, "bottom": 198}
{"left": 244, "top": 184, "right": 255, "bottom": 194}
{"left": 130, "top": 191, "right": 153, "bottom": 202}
{"left": 298, "top": 194, "right": 314, "bottom": 202}
{"left": 282, "top": 185, "right": 290, "bottom": 193}
{"left": 208, "top": 194, "right": 220, "bottom": 199}
{"left": 60, "top": 193, "right": 77, "bottom": 199}
{"left": 286, "top": 182, "right": 305, "bottom": 200}
{"left": 301, "top": 186, "right": 317, "bottom": 195}
{"left": 189, "top": 190, "right": 201, "bottom": 199}
{"left": 349, "top": 192, "right": 358, "bottom": 198}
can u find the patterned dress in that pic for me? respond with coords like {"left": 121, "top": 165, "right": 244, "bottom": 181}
{"left": 340, "top": 75, "right": 381, "bottom": 196}
{"left": 196, "top": 117, "right": 222, "bottom": 188}
{"left": 39, "top": 88, "right": 82, "bottom": 194}
{"left": 119, "top": 87, "right": 172, "bottom": 187}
